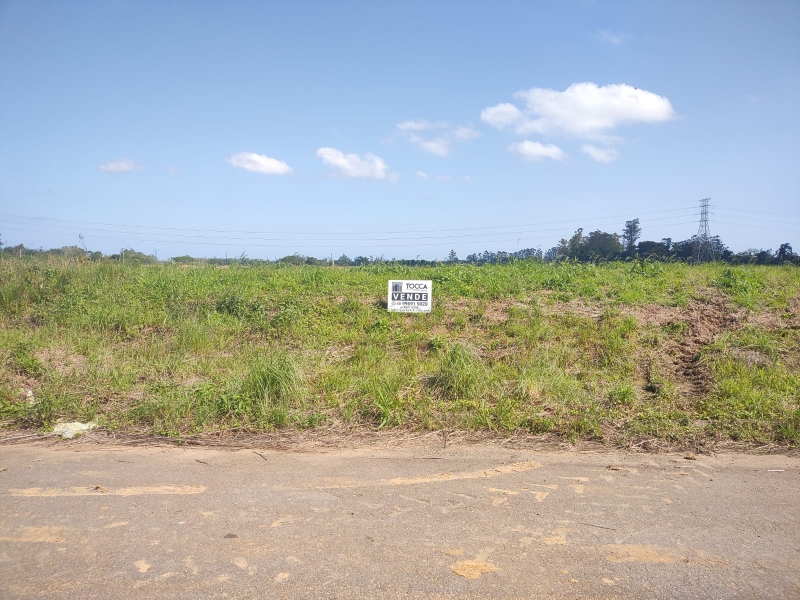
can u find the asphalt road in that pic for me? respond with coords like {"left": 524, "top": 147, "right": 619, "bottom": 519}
{"left": 0, "top": 442, "right": 798, "bottom": 599}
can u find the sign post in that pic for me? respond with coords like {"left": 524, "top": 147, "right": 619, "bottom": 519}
{"left": 388, "top": 280, "right": 432, "bottom": 313}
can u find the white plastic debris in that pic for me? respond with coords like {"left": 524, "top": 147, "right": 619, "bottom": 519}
{"left": 25, "top": 389, "right": 35, "bottom": 405}
{"left": 52, "top": 422, "right": 97, "bottom": 439}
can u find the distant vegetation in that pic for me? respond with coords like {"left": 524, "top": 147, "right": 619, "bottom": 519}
{"left": 1, "top": 256, "right": 798, "bottom": 448}
{"left": 1, "top": 218, "right": 797, "bottom": 266}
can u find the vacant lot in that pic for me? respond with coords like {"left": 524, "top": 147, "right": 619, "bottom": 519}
{"left": 1, "top": 259, "right": 798, "bottom": 448}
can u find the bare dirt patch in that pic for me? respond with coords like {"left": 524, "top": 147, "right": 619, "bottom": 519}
{"left": 748, "top": 293, "right": 800, "bottom": 330}
{"left": 671, "top": 295, "right": 739, "bottom": 395}
{"left": 34, "top": 347, "right": 87, "bottom": 377}
{"left": 324, "top": 345, "right": 355, "bottom": 363}
{"left": 538, "top": 292, "right": 772, "bottom": 398}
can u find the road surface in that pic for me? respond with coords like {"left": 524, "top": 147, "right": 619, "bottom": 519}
{"left": 0, "top": 442, "right": 798, "bottom": 599}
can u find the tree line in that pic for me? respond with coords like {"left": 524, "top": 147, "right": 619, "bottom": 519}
{"left": 465, "top": 219, "right": 796, "bottom": 265}
{"left": 1, "top": 220, "right": 797, "bottom": 266}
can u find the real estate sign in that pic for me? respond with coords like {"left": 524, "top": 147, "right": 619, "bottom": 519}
{"left": 388, "top": 280, "right": 432, "bottom": 313}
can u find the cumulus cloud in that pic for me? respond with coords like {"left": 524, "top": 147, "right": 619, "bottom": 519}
{"left": 316, "top": 147, "right": 389, "bottom": 179}
{"left": 437, "top": 174, "right": 452, "bottom": 182}
{"left": 166, "top": 166, "right": 179, "bottom": 175}
{"left": 582, "top": 144, "right": 619, "bottom": 163}
{"left": 396, "top": 120, "right": 481, "bottom": 156}
{"left": 479, "top": 103, "right": 523, "bottom": 130}
{"left": 482, "top": 82, "right": 676, "bottom": 162}
{"left": 415, "top": 171, "right": 429, "bottom": 179}
{"left": 99, "top": 158, "right": 141, "bottom": 173}
{"left": 483, "top": 83, "right": 675, "bottom": 140}
{"left": 509, "top": 140, "right": 567, "bottom": 162}
{"left": 227, "top": 152, "right": 293, "bottom": 175}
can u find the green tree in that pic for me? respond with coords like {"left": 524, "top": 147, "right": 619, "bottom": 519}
{"left": 447, "top": 249, "right": 458, "bottom": 264}
{"left": 584, "top": 230, "right": 623, "bottom": 260}
{"left": 557, "top": 228, "right": 586, "bottom": 259}
{"left": 621, "top": 219, "right": 641, "bottom": 254}
{"left": 636, "top": 240, "right": 667, "bottom": 257}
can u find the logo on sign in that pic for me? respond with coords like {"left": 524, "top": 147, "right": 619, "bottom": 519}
{"left": 391, "top": 281, "right": 403, "bottom": 293}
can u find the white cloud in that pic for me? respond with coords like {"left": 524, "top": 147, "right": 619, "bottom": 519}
{"left": 480, "top": 103, "right": 523, "bottom": 130}
{"left": 99, "top": 158, "right": 141, "bottom": 173}
{"left": 227, "top": 152, "right": 293, "bottom": 175}
{"left": 582, "top": 144, "right": 619, "bottom": 163}
{"left": 166, "top": 166, "right": 179, "bottom": 175}
{"left": 397, "top": 121, "right": 481, "bottom": 156}
{"left": 452, "top": 126, "right": 481, "bottom": 141}
{"left": 415, "top": 171, "right": 429, "bottom": 179}
{"left": 482, "top": 82, "right": 676, "bottom": 162}
{"left": 481, "top": 82, "right": 677, "bottom": 163}
{"left": 597, "top": 30, "right": 625, "bottom": 45}
{"left": 410, "top": 136, "right": 451, "bottom": 157}
{"left": 509, "top": 140, "right": 567, "bottom": 162}
{"left": 316, "top": 147, "right": 389, "bottom": 179}
{"left": 397, "top": 119, "right": 444, "bottom": 132}
{"left": 463, "top": 175, "right": 472, "bottom": 182}
{"left": 437, "top": 174, "right": 452, "bottom": 182}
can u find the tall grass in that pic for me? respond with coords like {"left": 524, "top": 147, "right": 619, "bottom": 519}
{"left": 240, "top": 353, "right": 302, "bottom": 410}
{"left": 0, "top": 256, "right": 798, "bottom": 445}
{"left": 433, "top": 344, "right": 486, "bottom": 400}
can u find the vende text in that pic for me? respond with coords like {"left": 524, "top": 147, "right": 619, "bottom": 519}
{"left": 391, "top": 293, "right": 429, "bottom": 301}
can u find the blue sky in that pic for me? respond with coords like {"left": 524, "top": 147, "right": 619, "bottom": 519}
{"left": 1, "top": 0, "right": 798, "bottom": 259}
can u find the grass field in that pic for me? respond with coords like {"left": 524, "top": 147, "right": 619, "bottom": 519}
{"left": 1, "top": 258, "right": 798, "bottom": 448}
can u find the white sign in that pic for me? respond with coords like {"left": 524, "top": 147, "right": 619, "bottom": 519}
{"left": 388, "top": 280, "right": 432, "bottom": 313}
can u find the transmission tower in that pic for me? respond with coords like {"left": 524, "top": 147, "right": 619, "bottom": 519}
{"left": 693, "top": 197, "right": 715, "bottom": 262}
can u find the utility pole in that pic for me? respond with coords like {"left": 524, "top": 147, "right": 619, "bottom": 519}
{"left": 693, "top": 198, "right": 715, "bottom": 262}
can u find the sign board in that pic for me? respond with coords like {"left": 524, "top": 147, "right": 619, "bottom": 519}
{"left": 388, "top": 280, "right": 432, "bottom": 313}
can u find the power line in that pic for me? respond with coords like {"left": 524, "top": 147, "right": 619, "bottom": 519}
{"left": 709, "top": 211, "right": 800, "bottom": 227}
{"left": 713, "top": 221, "right": 800, "bottom": 235}
{"left": 0, "top": 220, "right": 703, "bottom": 250}
{"left": 0, "top": 205, "right": 697, "bottom": 237}
{"left": 0, "top": 212, "right": 698, "bottom": 243}
{"left": 710, "top": 206, "right": 800, "bottom": 220}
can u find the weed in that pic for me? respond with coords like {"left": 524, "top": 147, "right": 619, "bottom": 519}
{"left": 715, "top": 267, "right": 762, "bottom": 294}
{"left": 432, "top": 344, "right": 485, "bottom": 400}
{"left": 9, "top": 343, "right": 43, "bottom": 378}
{"left": 371, "top": 385, "right": 405, "bottom": 428}
{"left": 215, "top": 292, "right": 247, "bottom": 318}
{"left": 240, "top": 353, "right": 302, "bottom": 410}
{"left": 607, "top": 383, "right": 637, "bottom": 407}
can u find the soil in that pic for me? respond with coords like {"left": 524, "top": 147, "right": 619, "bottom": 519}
{"left": 459, "top": 290, "right": 790, "bottom": 400}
